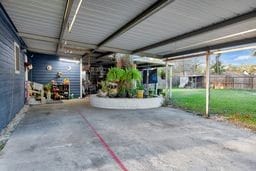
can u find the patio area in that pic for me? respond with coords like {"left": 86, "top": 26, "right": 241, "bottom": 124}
{"left": 0, "top": 99, "right": 256, "bottom": 171}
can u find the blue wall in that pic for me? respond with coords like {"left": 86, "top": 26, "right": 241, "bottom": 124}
{"left": 29, "top": 53, "right": 81, "bottom": 97}
{"left": 0, "top": 4, "right": 25, "bottom": 130}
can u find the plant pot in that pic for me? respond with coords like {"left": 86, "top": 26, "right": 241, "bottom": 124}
{"left": 137, "top": 90, "right": 144, "bottom": 98}
{"left": 109, "top": 88, "right": 118, "bottom": 97}
{"left": 47, "top": 91, "right": 51, "bottom": 100}
{"left": 97, "top": 90, "right": 108, "bottom": 97}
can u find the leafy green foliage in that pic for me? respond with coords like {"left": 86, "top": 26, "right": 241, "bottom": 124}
{"left": 137, "top": 82, "right": 144, "bottom": 90}
{"left": 105, "top": 67, "right": 142, "bottom": 97}
{"left": 106, "top": 67, "right": 125, "bottom": 82}
{"left": 100, "top": 81, "right": 108, "bottom": 92}
{"left": 44, "top": 83, "right": 52, "bottom": 92}
{"left": 125, "top": 68, "right": 142, "bottom": 82}
{"left": 127, "top": 88, "right": 137, "bottom": 98}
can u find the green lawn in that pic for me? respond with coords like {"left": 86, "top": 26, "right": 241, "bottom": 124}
{"left": 171, "top": 89, "right": 256, "bottom": 129}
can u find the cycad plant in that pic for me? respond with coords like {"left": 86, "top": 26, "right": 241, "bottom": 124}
{"left": 105, "top": 67, "right": 142, "bottom": 97}
{"left": 106, "top": 67, "right": 125, "bottom": 82}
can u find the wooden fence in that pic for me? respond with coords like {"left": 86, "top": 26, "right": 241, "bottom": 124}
{"left": 210, "top": 75, "right": 256, "bottom": 90}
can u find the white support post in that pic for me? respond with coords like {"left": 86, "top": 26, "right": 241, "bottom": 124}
{"left": 169, "top": 65, "right": 172, "bottom": 98}
{"left": 165, "top": 62, "right": 168, "bottom": 100}
{"left": 24, "top": 55, "right": 28, "bottom": 81}
{"left": 205, "top": 51, "right": 210, "bottom": 117}
{"left": 146, "top": 68, "right": 149, "bottom": 96}
{"left": 80, "top": 57, "right": 83, "bottom": 98}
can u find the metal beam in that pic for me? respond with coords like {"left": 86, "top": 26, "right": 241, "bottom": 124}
{"left": 165, "top": 52, "right": 208, "bottom": 61}
{"left": 19, "top": 32, "right": 59, "bottom": 43}
{"left": 133, "top": 9, "right": 256, "bottom": 54}
{"left": 96, "top": 0, "right": 175, "bottom": 48}
{"left": 163, "top": 37, "right": 256, "bottom": 58}
{"left": 19, "top": 33, "right": 160, "bottom": 58}
{"left": 137, "top": 63, "right": 164, "bottom": 69}
{"left": 56, "top": 0, "right": 74, "bottom": 53}
{"left": 28, "top": 47, "right": 81, "bottom": 58}
{"left": 95, "top": 52, "right": 114, "bottom": 59}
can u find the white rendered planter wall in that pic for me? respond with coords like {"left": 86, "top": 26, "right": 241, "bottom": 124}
{"left": 90, "top": 94, "right": 163, "bottom": 109}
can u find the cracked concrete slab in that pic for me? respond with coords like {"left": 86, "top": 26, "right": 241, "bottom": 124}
{"left": 0, "top": 99, "right": 255, "bottom": 171}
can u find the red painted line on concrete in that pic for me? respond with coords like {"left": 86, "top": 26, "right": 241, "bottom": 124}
{"left": 77, "top": 110, "right": 128, "bottom": 171}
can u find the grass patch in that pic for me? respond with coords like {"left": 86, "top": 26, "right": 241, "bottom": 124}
{"left": 171, "top": 89, "right": 256, "bottom": 128}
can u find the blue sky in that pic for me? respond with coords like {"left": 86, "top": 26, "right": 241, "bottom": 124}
{"left": 217, "top": 49, "right": 256, "bottom": 66}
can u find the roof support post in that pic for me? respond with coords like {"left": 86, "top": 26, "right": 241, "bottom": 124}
{"left": 165, "top": 62, "right": 168, "bottom": 100}
{"left": 205, "top": 50, "right": 211, "bottom": 117}
{"left": 165, "top": 63, "right": 172, "bottom": 100}
{"left": 169, "top": 65, "right": 172, "bottom": 98}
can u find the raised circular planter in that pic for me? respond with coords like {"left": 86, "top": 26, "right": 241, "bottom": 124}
{"left": 90, "top": 94, "right": 164, "bottom": 109}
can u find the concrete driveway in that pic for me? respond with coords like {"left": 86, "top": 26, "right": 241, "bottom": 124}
{"left": 0, "top": 99, "right": 256, "bottom": 171}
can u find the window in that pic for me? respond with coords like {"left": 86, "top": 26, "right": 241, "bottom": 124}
{"left": 14, "top": 42, "right": 20, "bottom": 74}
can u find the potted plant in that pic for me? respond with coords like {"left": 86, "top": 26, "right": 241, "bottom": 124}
{"left": 118, "top": 86, "right": 127, "bottom": 98}
{"left": 44, "top": 83, "right": 52, "bottom": 100}
{"left": 107, "top": 67, "right": 125, "bottom": 97}
{"left": 127, "top": 88, "right": 137, "bottom": 98}
{"left": 149, "top": 88, "right": 154, "bottom": 97}
{"left": 126, "top": 67, "right": 142, "bottom": 83}
{"left": 108, "top": 82, "right": 118, "bottom": 97}
{"left": 106, "top": 67, "right": 125, "bottom": 83}
{"left": 98, "top": 81, "right": 108, "bottom": 97}
{"left": 137, "top": 83, "right": 144, "bottom": 98}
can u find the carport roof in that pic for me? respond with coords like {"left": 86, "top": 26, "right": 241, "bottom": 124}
{"left": 1, "top": 0, "right": 256, "bottom": 61}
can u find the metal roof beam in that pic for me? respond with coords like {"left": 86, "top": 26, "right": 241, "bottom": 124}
{"left": 137, "top": 64, "right": 164, "bottom": 69}
{"left": 96, "top": 0, "right": 175, "bottom": 48}
{"left": 19, "top": 32, "right": 59, "bottom": 43}
{"left": 133, "top": 9, "right": 256, "bottom": 54}
{"left": 95, "top": 52, "right": 114, "bottom": 59}
{"left": 56, "top": 0, "right": 74, "bottom": 53}
{"left": 163, "top": 37, "right": 256, "bottom": 58}
{"left": 19, "top": 33, "right": 161, "bottom": 58}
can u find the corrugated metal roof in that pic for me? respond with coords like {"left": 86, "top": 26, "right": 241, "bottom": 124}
{"left": 145, "top": 17, "right": 256, "bottom": 55}
{"left": 105, "top": 0, "right": 256, "bottom": 51}
{"left": 63, "top": 0, "right": 157, "bottom": 44}
{"left": 24, "top": 38, "right": 57, "bottom": 52}
{"left": 1, "top": 0, "right": 256, "bottom": 58}
{"left": 1, "top": 0, "right": 66, "bottom": 38}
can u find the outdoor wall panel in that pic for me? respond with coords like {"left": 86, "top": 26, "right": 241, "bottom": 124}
{"left": 0, "top": 6, "right": 25, "bottom": 131}
{"left": 29, "top": 53, "right": 81, "bottom": 97}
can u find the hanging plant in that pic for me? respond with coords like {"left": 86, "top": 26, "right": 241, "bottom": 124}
{"left": 160, "top": 69, "right": 166, "bottom": 79}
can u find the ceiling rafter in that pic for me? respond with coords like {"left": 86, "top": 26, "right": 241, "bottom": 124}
{"left": 163, "top": 37, "right": 256, "bottom": 59}
{"left": 56, "top": 0, "right": 74, "bottom": 53}
{"left": 95, "top": 0, "right": 175, "bottom": 50}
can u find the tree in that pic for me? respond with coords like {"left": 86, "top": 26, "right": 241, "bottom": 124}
{"left": 239, "top": 64, "right": 256, "bottom": 76}
{"left": 211, "top": 54, "right": 225, "bottom": 74}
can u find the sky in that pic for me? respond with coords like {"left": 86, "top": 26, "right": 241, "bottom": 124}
{"left": 218, "top": 49, "right": 256, "bottom": 66}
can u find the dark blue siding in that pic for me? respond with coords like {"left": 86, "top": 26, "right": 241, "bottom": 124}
{"left": 29, "top": 53, "right": 81, "bottom": 97}
{"left": 0, "top": 6, "right": 25, "bottom": 130}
